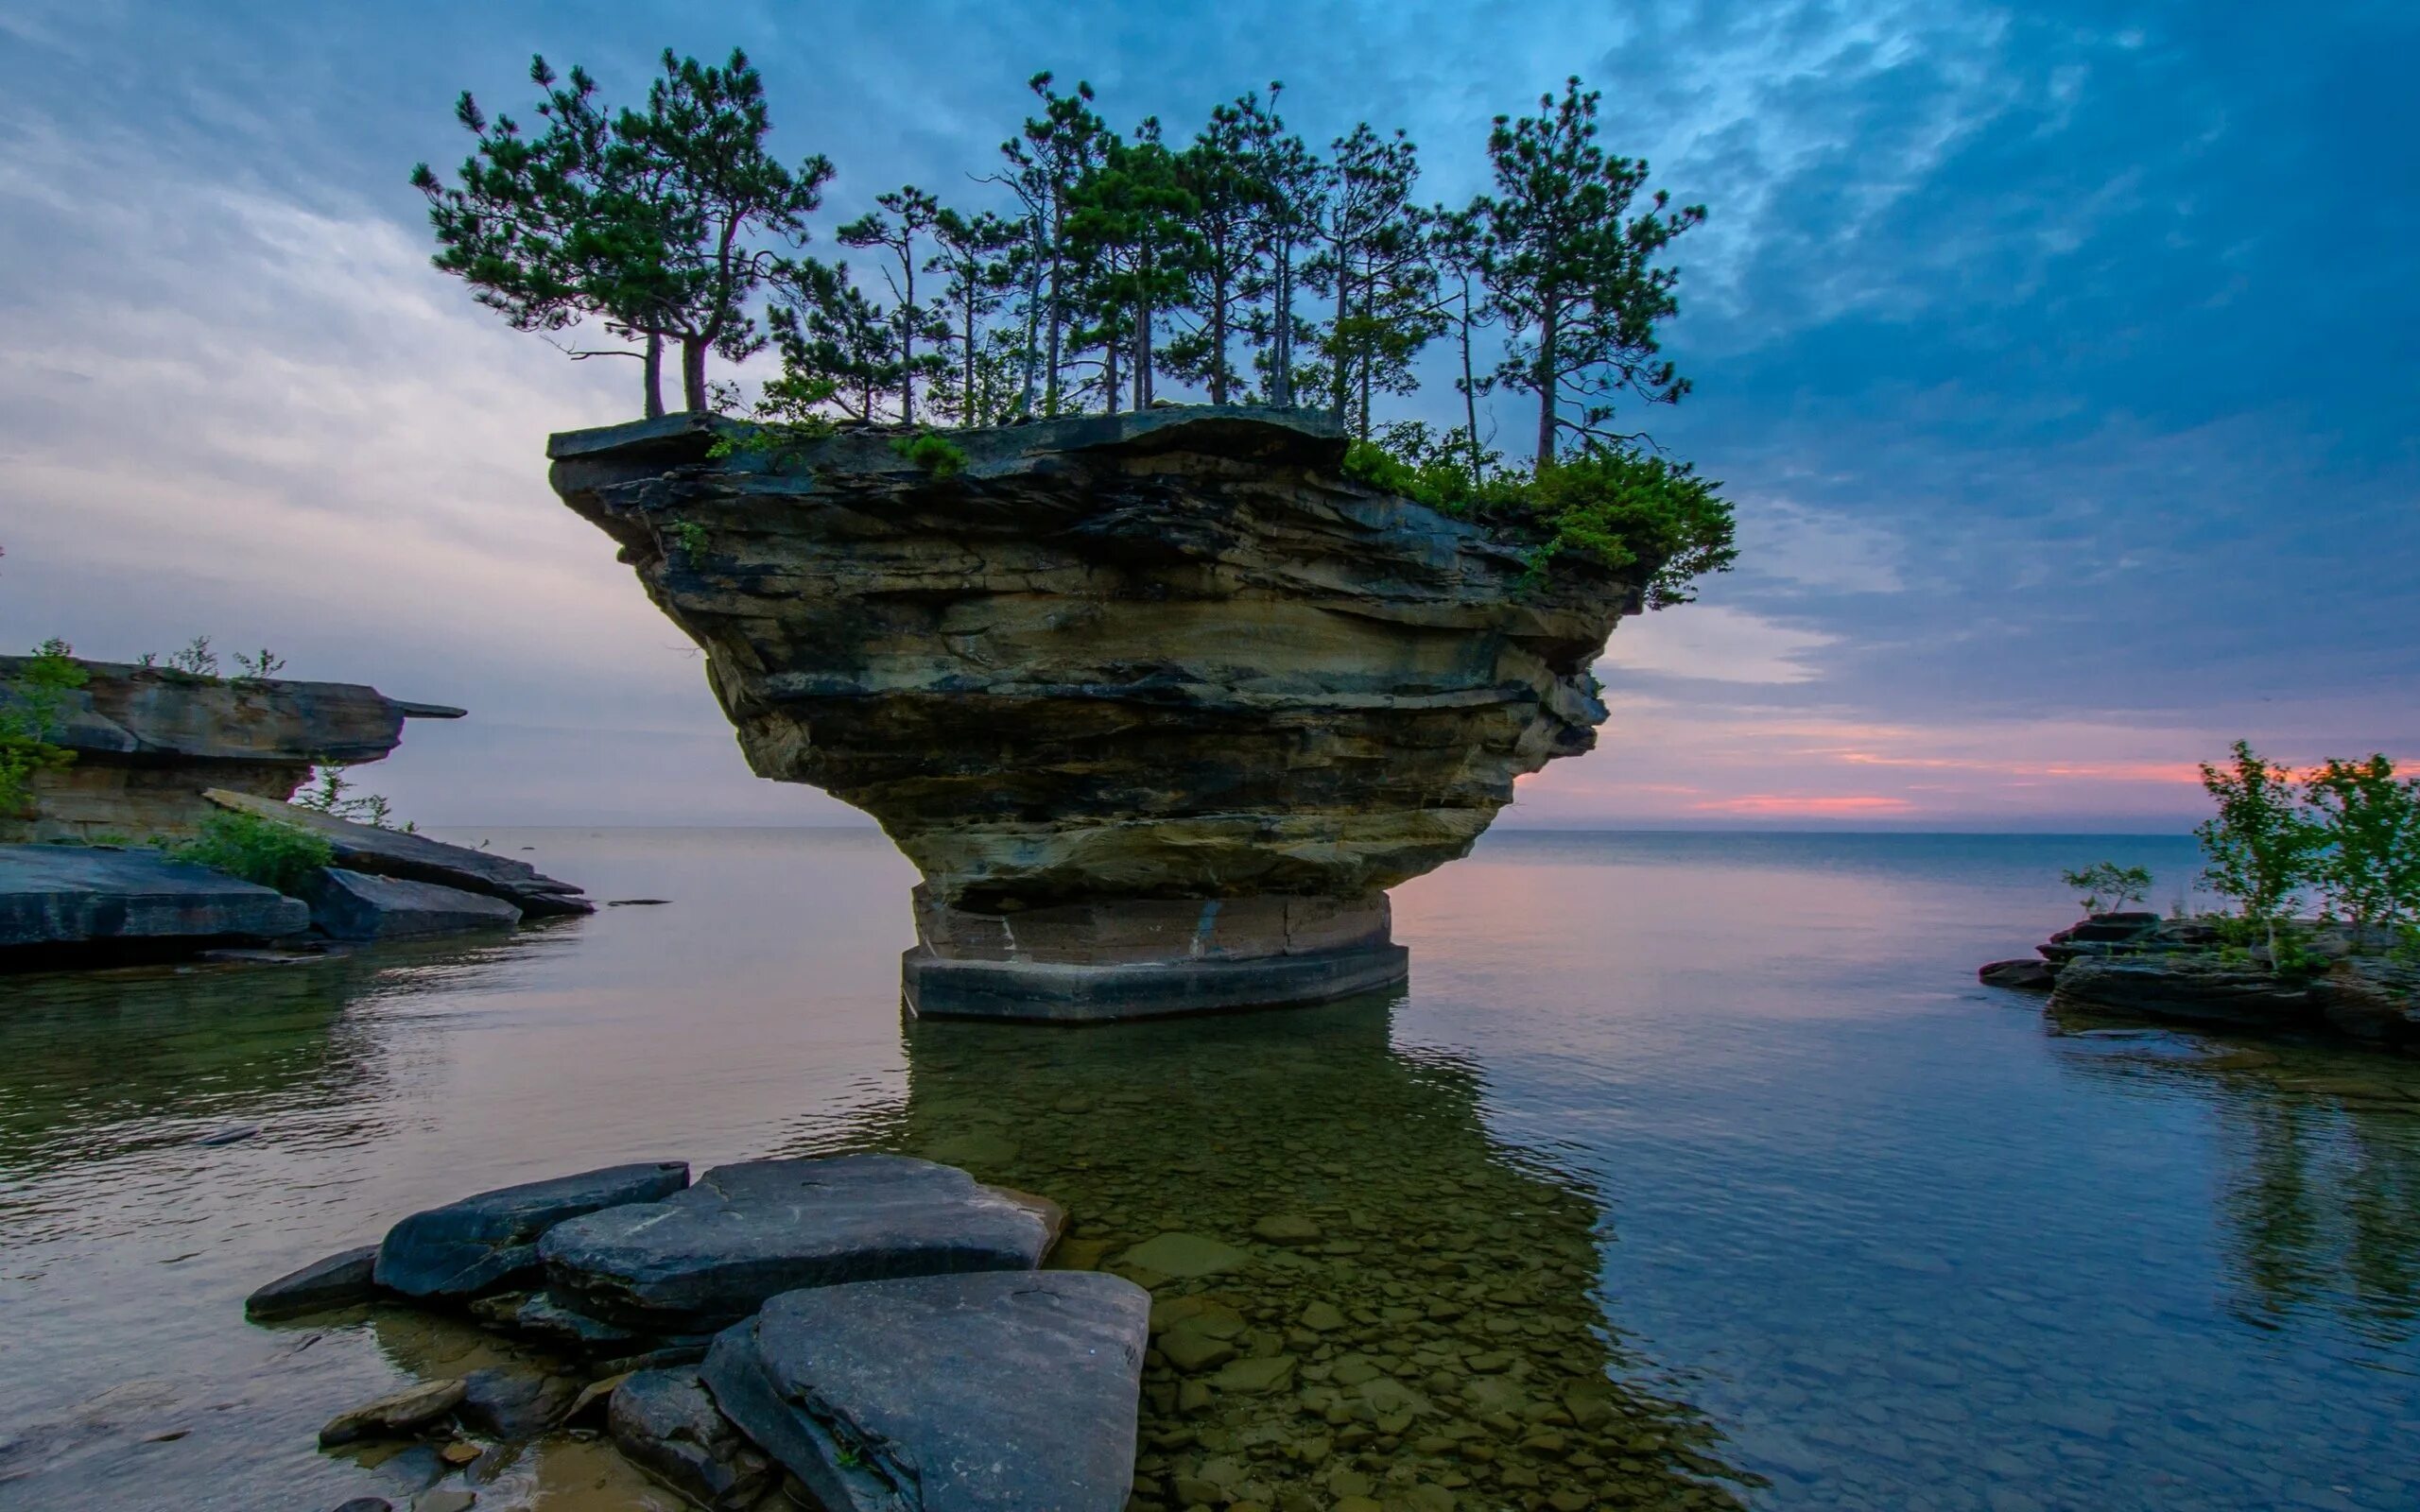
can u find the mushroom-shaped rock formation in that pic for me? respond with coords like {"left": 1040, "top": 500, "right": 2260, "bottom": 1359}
{"left": 549, "top": 405, "right": 1639, "bottom": 1020}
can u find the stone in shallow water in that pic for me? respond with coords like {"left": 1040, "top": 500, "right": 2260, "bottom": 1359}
{"left": 0, "top": 843, "right": 308, "bottom": 949}
{"left": 700, "top": 1270, "right": 1149, "bottom": 1512}
{"left": 1118, "top": 1231, "right": 1250, "bottom": 1278}
{"left": 607, "top": 1367, "right": 773, "bottom": 1510}
{"left": 246, "top": 1244, "right": 379, "bottom": 1320}
{"left": 456, "top": 1367, "right": 578, "bottom": 1439}
{"left": 373, "top": 1161, "right": 690, "bottom": 1300}
{"left": 304, "top": 868, "right": 522, "bottom": 941}
{"left": 320, "top": 1379, "right": 466, "bottom": 1447}
{"left": 541, "top": 1154, "right": 1056, "bottom": 1332}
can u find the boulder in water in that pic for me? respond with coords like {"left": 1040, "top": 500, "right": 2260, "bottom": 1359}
{"left": 373, "top": 1161, "right": 689, "bottom": 1300}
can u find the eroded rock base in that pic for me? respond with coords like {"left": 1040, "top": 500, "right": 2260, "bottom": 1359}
{"left": 904, "top": 888, "right": 1410, "bottom": 1022}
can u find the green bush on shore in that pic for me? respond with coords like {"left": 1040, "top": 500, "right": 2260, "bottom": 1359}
{"left": 170, "top": 811, "right": 334, "bottom": 895}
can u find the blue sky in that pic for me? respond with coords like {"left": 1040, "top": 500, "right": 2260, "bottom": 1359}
{"left": 2, "top": 0, "right": 2412, "bottom": 827}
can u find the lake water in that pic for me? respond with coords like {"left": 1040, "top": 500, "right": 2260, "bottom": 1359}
{"left": 2, "top": 829, "right": 2416, "bottom": 1512}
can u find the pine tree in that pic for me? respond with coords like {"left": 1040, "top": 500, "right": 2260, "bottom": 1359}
{"left": 1478, "top": 77, "right": 1703, "bottom": 465}
{"left": 1232, "top": 85, "right": 1322, "bottom": 409}
{"left": 1306, "top": 125, "right": 1437, "bottom": 438}
{"left": 413, "top": 57, "right": 681, "bottom": 415}
{"left": 927, "top": 208, "right": 1023, "bottom": 423}
{"left": 767, "top": 257, "right": 901, "bottom": 421}
{"left": 617, "top": 49, "right": 835, "bottom": 412}
{"left": 1064, "top": 120, "right": 1202, "bottom": 412}
{"left": 1166, "top": 101, "right": 1269, "bottom": 404}
{"left": 839, "top": 187, "right": 952, "bottom": 425}
{"left": 1428, "top": 206, "right": 1495, "bottom": 482}
{"left": 995, "top": 75, "right": 1110, "bottom": 417}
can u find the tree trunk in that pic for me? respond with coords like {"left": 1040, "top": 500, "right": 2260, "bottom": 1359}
{"left": 681, "top": 335, "right": 708, "bottom": 413}
{"left": 1273, "top": 249, "right": 1293, "bottom": 407}
{"left": 1020, "top": 237, "right": 1043, "bottom": 417}
{"left": 899, "top": 264, "right": 918, "bottom": 427}
{"left": 1533, "top": 303, "right": 1558, "bottom": 468}
{"left": 643, "top": 333, "right": 666, "bottom": 420}
{"left": 1134, "top": 296, "right": 1152, "bottom": 409}
{"left": 1331, "top": 266, "right": 1350, "bottom": 422}
{"left": 1103, "top": 327, "right": 1120, "bottom": 417}
{"left": 1209, "top": 269, "right": 1229, "bottom": 405}
{"left": 963, "top": 301, "right": 977, "bottom": 422}
{"left": 1459, "top": 277, "right": 1480, "bottom": 482}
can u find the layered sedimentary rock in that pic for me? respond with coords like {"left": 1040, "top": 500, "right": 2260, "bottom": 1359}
{"left": 0, "top": 656, "right": 462, "bottom": 843}
{"left": 549, "top": 405, "right": 1640, "bottom": 1016}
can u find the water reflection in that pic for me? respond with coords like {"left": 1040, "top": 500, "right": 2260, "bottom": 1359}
{"left": 851, "top": 998, "right": 1754, "bottom": 1511}
{"left": 2050, "top": 1022, "right": 2420, "bottom": 1346}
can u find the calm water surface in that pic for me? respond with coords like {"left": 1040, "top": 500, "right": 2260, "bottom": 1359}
{"left": 2, "top": 830, "right": 2416, "bottom": 1511}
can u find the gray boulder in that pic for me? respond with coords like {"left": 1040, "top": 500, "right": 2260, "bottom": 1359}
{"left": 700, "top": 1271, "right": 1149, "bottom": 1512}
{"left": 305, "top": 868, "right": 522, "bottom": 941}
{"left": 375, "top": 1161, "right": 690, "bottom": 1300}
{"left": 204, "top": 789, "right": 592, "bottom": 916}
{"left": 0, "top": 843, "right": 307, "bottom": 949}
{"left": 607, "top": 1368, "right": 775, "bottom": 1510}
{"left": 246, "top": 1243, "right": 379, "bottom": 1320}
{"left": 1978, "top": 958, "right": 2055, "bottom": 990}
{"left": 541, "top": 1155, "right": 1056, "bottom": 1333}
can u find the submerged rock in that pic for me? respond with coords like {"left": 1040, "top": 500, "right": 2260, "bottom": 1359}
{"left": 374, "top": 1161, "right": 689, "bottom": 1300}
{"left": 700, "top": 1270, "right": 1149, "bottom": 1512}
{"left": 0, "top": 843, "right": 307, "bottom": 951}
{"left": 541, "top": 1154, "right": 1056, "bottom": 1333}
{"left": 304, "top": 868, "right": 522, "bottom": 941}
{"left": 246, "top": 1244, "right": 380, "bottom": 1320}
{"left": 319, "top": 1379, "right": 467, "bottom": 1447}
{"left": 456, "top": 1367, "right": 579, "bottom": 1439}
{"left": 204, "top": 789, "right": 592, "bottom": 917}
{"left": 607, "top": 1368, "right": 774, "bottom": 1510}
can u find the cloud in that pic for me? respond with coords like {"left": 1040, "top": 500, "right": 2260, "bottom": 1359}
{"left": 1599, "top": 605, "right": 1836, "bottom": 685}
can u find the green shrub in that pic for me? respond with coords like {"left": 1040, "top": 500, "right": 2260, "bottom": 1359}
{"left": 890, "top": 430, "right": 970, "bottom": 478}
{"left": 1, "top": 639, "right": 88, "bottom": 816}
{"left": 170, "top": 811, "right": 334, "bottom": 894}
{"left": 1341, "top": 435, "right": 1736, "bottom": 606}
{"left": 2061, "top": 862, "right": 2153, "bottom": 916}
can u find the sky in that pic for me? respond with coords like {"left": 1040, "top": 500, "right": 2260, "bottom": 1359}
{"left": 2, "top": 0, "right": 2413, "bottom": 830}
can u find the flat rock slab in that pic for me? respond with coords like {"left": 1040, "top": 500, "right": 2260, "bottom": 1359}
{"left": 0, "top": 843, "right": 307, "bottom": 949}
{"left": 246, "top": 1244, "right": 379, "bottom": 1320}
{"left": 320, "top": 1378, "right": 466, "bottom": 1446}
{"left": 542, "top": 1155, "right": 1055, "bottom": 1333}
{"left": 204, "top": 789, "right": 592, "bottom": 916}
{"left": 700, "top": 1270, "right": 1149, "bottom": 1512}
{"left": 375, "top": 1161, "right": 689, "bottom": 1300}
{"left": 306, "top": 868, "right": 522, "bottom": 941}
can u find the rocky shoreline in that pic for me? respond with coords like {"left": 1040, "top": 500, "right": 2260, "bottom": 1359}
{"left": 0, "top": 661, "right": 590, "bottom": 966}
{"left": 251, "top": 1154, "right": 1144, "bottom": 1512}
{"left": 1980, "top": 913, "right": 2419, "bottom": 1050}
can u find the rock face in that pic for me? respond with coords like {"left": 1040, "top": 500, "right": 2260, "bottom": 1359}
{"left": 607, "top": 1368, "right": 775, "bottom": 1510}
{"left": 303, "top": 867, "right": 524, "bottom": 941}
{"left": 542, "top": 1155, "right": 1056, "bottom": 1333}
{"left": 374, "top": 1161, "right": 690, "bottom": 1300}
{"left": 549, "top": 406, "right": 1639, "bottom": 1017}
{"left": 0, "top": 655, "right": 461, "bottom": 844}
{"left": 700, "top": 1271, "right": 1150, "bottom": 1512}
{"left": 0, "top": 843, "right": 308, "bottom": 950}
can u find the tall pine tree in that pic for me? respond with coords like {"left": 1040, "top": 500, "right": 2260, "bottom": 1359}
{"left": 1478, "top": 77, "right": 1703, "bottom": 465}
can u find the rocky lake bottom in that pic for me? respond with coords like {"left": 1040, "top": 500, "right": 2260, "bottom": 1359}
{"left": 2, "top": 829, "right": 2416, "bottom": 1511}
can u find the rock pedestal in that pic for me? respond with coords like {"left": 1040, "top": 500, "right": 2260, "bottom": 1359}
{"left": 550, "top": 405, "right": 1639, "bottom": 1021}
{"left": 903, "top": 885, "right": 1408, "bottom": 1020}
